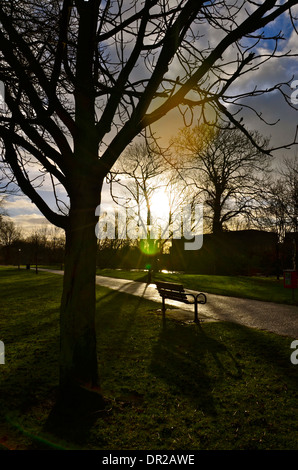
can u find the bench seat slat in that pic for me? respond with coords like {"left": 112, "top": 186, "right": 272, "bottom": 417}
{"left": 161, "top": 293, "right": 188, "bottom": 302}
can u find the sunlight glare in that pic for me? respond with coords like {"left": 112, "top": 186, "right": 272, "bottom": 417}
{"left": 150, "top": 189, "right": 170, "bottom": 222}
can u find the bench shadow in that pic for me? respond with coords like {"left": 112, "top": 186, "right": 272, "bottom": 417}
{"left": 149, "top": 319, "right": 242, "bottom": 416}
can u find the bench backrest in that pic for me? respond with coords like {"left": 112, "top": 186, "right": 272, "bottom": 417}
{"left": 155, "top": 281, "right": 188, "bottom": 302}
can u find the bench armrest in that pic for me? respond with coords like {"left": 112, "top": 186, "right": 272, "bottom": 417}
{"left": 185, "top": 292, "right": 207, "bottom": 304}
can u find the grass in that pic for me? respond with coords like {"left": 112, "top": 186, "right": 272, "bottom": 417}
{"left": 1, "top": 266, "right": 298, "bottom": 450}
{"left": 96, "top": 268, "right": 297, "bottom": 305}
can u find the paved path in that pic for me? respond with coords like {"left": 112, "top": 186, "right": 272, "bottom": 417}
{"left": 42, "top": 269, "right": 298, "bottom": 338}
{"left": 95, "top": 275, "right": 298, "bottom": 338}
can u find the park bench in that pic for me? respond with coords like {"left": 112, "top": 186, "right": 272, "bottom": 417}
{"left": 155, "top": 281, "right": 207, "bottom": 323}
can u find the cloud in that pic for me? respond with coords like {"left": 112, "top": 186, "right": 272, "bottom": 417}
{"left": 4, "top": 195, "right": 51, "bottom": 234}
{"left": 12, "top": 213, "right": 49, "bottom": 231}
{"left": 3, "top": 2, "right": 298, "bottom": 231}
{"left": 5, "top": 197, "right": 39, "bottom": 215}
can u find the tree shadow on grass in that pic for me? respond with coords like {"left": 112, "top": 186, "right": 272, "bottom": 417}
{"left": 40, "top": 287, "right": 152, "bottom": 449}
{"left": 40, "top": 385, "right": 108, "bottom": 449}
{"left": 223, "top": 321, "right": 298, "bottom": 388}
{"left": 149, "top": 319, "right": 242, "bottom": 416}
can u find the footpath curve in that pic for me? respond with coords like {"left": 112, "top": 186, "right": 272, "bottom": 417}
{"left": 42, "top": 269, "right": 298, "bottom": 338}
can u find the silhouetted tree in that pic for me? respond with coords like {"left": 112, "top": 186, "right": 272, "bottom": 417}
{"left": 0, "top": 217, "right": 21, "bottom": 246}
{"left": 281, "top": 156, "right": 298, "bottom": 232}
{"left": 0, "top": 0, "right": 298, "bottom": 402}
{"left": 171, "top": 124, "right": 270, "bottom": 233}
{"left": 254, "top": 155, "right": 298, "bottom": 238}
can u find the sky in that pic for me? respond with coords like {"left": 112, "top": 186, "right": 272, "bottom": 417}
{"left": 2, "top": 2, "right": 298, "bottom": 236}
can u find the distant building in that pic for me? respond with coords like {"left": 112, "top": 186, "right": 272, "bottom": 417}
{"left": 170, "top": 230, "right": 279, "bottom": 276}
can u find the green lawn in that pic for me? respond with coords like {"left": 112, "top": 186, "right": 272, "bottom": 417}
{"left": 96, "top": 268, "right": 297, "bottom": 305}
{"left": 1, "top": 267, "right": 298, "bottom": 450}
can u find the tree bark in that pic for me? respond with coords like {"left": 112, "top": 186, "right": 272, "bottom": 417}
{"left": 59, "top": 176, "right": 103, "bottom": 399}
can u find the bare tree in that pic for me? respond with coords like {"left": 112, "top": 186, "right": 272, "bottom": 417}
{"left": 110, "top": 141, "right": 168, "bottom": 238}
{"left": 0, "top": 214, "right": 22, "bottom": 266}
{"left": 0, "top": 196, "right": 20, "bottom": 261}
{"left": 171, "top": 124, "right": 271, "bottom": 233}
{"left": 0, "top": 217, "right": 21, "bottom": 246}
{"left": 1, "top": 0, "right": 298, "bottom": 403}
{"left": 111, "top": 139, "right": 196, "bottom": 256}
{"left": 253, "top": 179, "right": 288, "bottom": 240}
{"left": 110, "top": 139, "right": 183, "bottom": 250}
{"left": 281, "top": 156, "right": 298, "bottom": 232}
{"left": 254, "top": 155, "right": 298, "bottom": 237}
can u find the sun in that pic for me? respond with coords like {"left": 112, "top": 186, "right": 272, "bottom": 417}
{"left": 150, "top": 188, "right": 170, "bottom": 223}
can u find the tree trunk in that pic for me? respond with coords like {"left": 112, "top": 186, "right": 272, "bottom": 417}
{"left": 59, "top": 179, "right": 102, "bottom": 400}
{"left": 57, "top": 3, "right": 104, "bottom": 403}
{"left": 212, "top": 195, "right": 223, "bottom": 234}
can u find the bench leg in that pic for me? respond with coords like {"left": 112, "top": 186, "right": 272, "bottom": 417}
{"left": 194, "top": 301, "right": 198, "bottom": 323}
{"left": 162, "top": 296, "right": 166, "bottom": 317}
